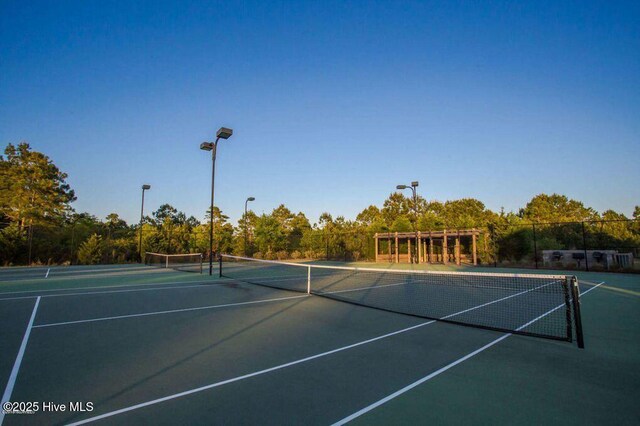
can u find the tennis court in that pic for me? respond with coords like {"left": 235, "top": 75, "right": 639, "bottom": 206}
{"left": 1, "top": 260, "right": 638, "bottom": 425}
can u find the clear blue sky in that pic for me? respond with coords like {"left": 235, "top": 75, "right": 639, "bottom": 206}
{"left": 1, "top": 0, "right": 638, "bottom": 226}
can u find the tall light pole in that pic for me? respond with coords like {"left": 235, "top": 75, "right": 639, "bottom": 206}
{"left": 244, "top": 197, "right": 255, "bottom": 256}
{"left": 139, "top": 184, "right": 151, "bottom": 262}
{"left": 200, "top": 127, "right": 233, "bottom": 275}
{"left": 396, "top": 181, "right": 419, "bottom": 264}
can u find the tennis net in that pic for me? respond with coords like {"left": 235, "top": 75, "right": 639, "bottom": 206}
{"left": 219, "top": 254, "right": 584, "bottom": 347}
{"left": 145, "top": 252, "right": 203, "bottom": 274}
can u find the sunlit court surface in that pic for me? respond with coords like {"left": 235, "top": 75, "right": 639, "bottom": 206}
{"left": 1, "top": 260, "right": 638, "bottom": 425}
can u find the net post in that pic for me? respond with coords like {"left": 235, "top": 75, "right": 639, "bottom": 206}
{"left": 307, "top": 266, "right": 311, "bottom": 294}
{"left": 200, "top": 254, "right": 203, "bottom": 274}
{"left": 165, "top": 255, "right": 169, "bottom": 269}
{"left": 218, "top": 255, "right": 222, "bottom": 278}
{"left": 562, "top": 277, "right": 573, "bottom": 342}
{"left": 570, "top": 276, "right": 585, "bottom": 348}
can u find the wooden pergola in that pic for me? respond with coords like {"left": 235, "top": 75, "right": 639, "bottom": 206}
{"left": 374, "top": 229, "right": 481, "bottom": 265}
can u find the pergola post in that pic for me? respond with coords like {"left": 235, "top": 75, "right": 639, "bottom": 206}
{"left": 374, "top": 233, "right": 379, "bottom": 263}
{"left": 443, "top": 229, "right": 448, "bottom": 264}
{"left": 394, "top": 232, "right": 399, "bottom": 263}
{"left": 417, "top": 231, "right": 422, "bottom": 264}
{"left": 472, "top": 229, "right": 478, "bottom": 265}
{"left": 429, "top": 233, "right": 434, "bottom": 263}
{"left": 455, "top": 230, "right": 461, "bottom": 265}
{"left": 407, "top": 238, "right": 411, "bottom": 264}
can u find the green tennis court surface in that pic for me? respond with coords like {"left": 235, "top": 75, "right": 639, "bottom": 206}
{"left": 0, "top": 262, "right": 638, "bottom": 425}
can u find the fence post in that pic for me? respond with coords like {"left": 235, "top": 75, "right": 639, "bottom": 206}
{"left": 532, "top": 223, "right": 538, "bottom": 269}
{"left": 582, "top": 221, "right": 589, "bottom": 272}
{"left": 325, "top": 231, "right": 329, "bottom": 261}
{"left": 28, "top": 223, "right": 33, "bottom": 265}
{"left": 490, "top": 225, "right": 497, "bottom": 267}
{"left": 70, "top": 225, "right": 75, "bottom": 264}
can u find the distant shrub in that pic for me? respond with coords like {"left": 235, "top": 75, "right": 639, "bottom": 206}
{"left": 290, "top": 250, "right": 302, "bottom": 260}
{"left": 276, "top": 250, "right": 288, "bottom": 260}
{"left": 77, "top": 234, "right": 103, "bottom": 265}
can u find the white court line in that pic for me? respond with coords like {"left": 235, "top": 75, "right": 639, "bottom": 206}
{"left": 577, "top": 281, "right": 604, "bottom": 296}
{"left": 579, "top": 279, "right": 603, "bottom": 287}
{"left": 0, "top": 283, "right": 224, "bottom": 302}
{"left": 0, "top": 267, "right": 167, "bottom": 283}
{"left": 0, "top": 297, "right": 41, "bottom": 426}
{"left": 0, "top": 279, "right": 218, "bottom": 298}
{"left": 33, "top": 295, "right": 309, "bottom": 328}
{"left": 45, "top": 268, "right": 50, "bottom": 278}
{"left": 63, "top": 278, "right": 573, "bottom": 424}
{"left": 0, "top": 265, "right": 156, "bottom": 276}
{"left": 331, "top": 281, "right": 605, "bottom": 425}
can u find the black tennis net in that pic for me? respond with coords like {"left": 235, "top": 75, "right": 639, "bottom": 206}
{"left": 220, "top": 254, "right": 584, "bottom": 347}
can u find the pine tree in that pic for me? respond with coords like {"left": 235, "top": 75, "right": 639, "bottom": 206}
{"left": 0, "top": 143, "right": 76, "bottom": 228}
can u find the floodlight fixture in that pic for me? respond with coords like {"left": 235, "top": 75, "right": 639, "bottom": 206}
{"left": 200, "top": 142, "right": 214, "bottom": 151}
{"left": 396, "top": 185, "right": 408, "bottom": 190}
{"left": 142, "top": 184, "right": 151, "bottom": 190}
{"left": 217, "top": 127, "right": 233, "bottom": 139}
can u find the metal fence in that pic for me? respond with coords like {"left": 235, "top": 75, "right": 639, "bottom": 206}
{"left": 1, "top": 219, "right": 638, "bottom": 272}
{"left": 489, "top": 219, "right": 639, "bottom": 272}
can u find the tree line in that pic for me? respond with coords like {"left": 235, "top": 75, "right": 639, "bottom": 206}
{"left": 1, "top": 143, "right": 638, "bottom": 266}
